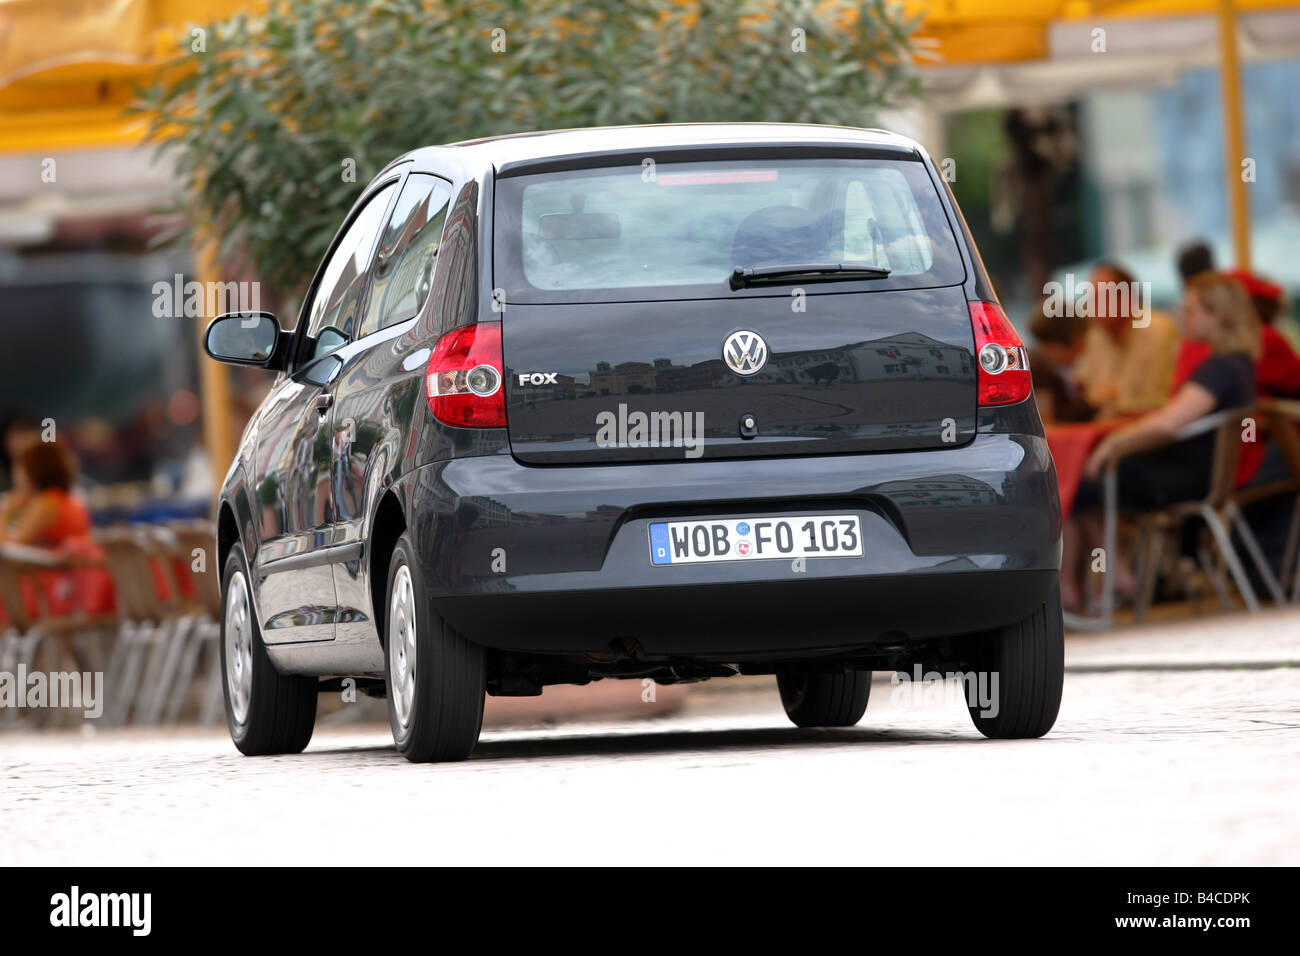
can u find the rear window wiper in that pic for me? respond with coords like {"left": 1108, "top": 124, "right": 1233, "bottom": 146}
{"left": 729, "top": 262, "right": 892, "bottom": 291}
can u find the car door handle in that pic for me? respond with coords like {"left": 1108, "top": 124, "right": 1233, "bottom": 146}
{"left": 314, "top": 394, "right": 334, "bottom": 414}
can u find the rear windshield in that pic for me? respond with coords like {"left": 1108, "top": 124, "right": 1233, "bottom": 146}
{"left": 494, "top": 156, "right": 965, "bottom": 303}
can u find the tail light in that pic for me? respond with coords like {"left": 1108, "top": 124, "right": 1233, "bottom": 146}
{"left": 425, "top": 322, "right": 506, "bottom": 427}
{"left": 969, "top": 301, "right": 1031, "bottom": 405}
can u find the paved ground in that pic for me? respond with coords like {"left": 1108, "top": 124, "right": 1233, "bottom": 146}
{"left": 2, "top": 607, "right": 1298, "bottom": 866}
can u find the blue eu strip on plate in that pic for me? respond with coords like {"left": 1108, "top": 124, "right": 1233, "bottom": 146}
{"left": 649, "top": 523, "right": 673, "bottom": 565}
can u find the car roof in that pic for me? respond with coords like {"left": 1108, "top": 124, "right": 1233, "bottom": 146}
{"left": 391, "top": 123, "right": 924, "bottom": 179}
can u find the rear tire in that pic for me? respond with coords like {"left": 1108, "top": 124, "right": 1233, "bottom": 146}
{"left": 965, "top": 581, "right": 1064, "bottom": 739}
{"left": 777, "top": 667, "right": 871, "bottom": 728}
{"left": 220, "top": 548, "right": 317, "bottom": 756}
{"left": 385, "top": 532, "right": 485, "bottom": 762}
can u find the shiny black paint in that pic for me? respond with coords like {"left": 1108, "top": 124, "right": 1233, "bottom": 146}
{"left": 401, "top": 400, "right": 1059, "bottom": 656}
{"left": 251, "top": 369, "right": 338, "bottom": 643}
{"left": 211, "top": 125, "right": 1059, "bottom": 680}
{"left": 502, "top": 286, "right": 978, "bottom": 464}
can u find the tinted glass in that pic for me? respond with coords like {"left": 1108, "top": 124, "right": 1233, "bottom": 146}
{"left": 494, "top": 157, "right": 963, "bottom": 303}
{"left": 359, "top": 174, "right": 452, "bottom": 337}
{"left": 301, "top": 181, "right": 397, "bottom": 362}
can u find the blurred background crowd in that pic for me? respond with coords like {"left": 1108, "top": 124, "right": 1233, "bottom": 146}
{"left": 3, "top": 0, "right": 1300, "bottom": 726}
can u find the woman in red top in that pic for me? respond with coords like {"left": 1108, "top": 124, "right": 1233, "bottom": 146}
{"left": 1170, "top": 268, "right": 1300, "bottom": 485}
{"left": 0, "top": 440, "right": 114, "bottom": 618}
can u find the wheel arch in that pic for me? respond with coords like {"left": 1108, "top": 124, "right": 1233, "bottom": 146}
{"left": 217, "top": 499, "right": 240, "bottom": 574}
{"left": 369, "top": 489, "right": 408, "bottom": 649}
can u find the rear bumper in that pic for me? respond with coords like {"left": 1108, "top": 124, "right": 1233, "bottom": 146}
{"left": 402, "top": 425, "right": 1061, "bottom": 658}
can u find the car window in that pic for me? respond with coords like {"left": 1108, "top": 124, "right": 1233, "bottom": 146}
{"left": 301, "top": 180, "right": 398, "bottom": 364}
{"left": 358, "top": 174, "right": 453, "bottom": 338}
{"left": 494, "top": 157, "right": 963, "bottom": 303}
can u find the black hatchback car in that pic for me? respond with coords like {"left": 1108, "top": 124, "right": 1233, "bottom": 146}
{"left": 204, "top": 123, "right": 1063, "bottom": 762}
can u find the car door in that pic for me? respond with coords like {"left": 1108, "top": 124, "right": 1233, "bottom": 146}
{"left": 327, "top": 172, "right": 456, "bottom": 647}
{"left": 252, "top": 178, "right": 399, "bottom": 644}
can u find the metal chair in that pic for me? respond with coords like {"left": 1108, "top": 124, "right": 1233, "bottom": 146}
{"left": 127, "top": 525, "right": 203, "bottom": 725}
{"left": 1064, "top": 406, "right": 1264, "bottom": 630}
{"left": 0, "top": 543, "right": 119, "bottom": 728}
{"left": 1229, "top": 398, "right": 1300, "bottom": 603}
{"left": 95, "top": 527, "right": 175, "bottom": 725}
{"left": 162, "top": 520, "right": 224, "bottom": 724}
{"left": 2, "top": 520, "right": 224, "bottom": 729}
{"left": 1131, "top": 406, "right": 1265, "bottom": 621}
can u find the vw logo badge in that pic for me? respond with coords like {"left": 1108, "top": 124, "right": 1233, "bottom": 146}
{"left": 723, "top": 330, "right": 768, "bottom": 376}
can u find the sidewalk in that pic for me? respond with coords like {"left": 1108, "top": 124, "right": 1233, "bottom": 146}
{"left": 1063, "top": 605, "right": 1300, "bottom": 672}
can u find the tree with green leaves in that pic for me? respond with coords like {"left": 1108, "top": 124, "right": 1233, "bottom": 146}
{"left": 140, "top": 0, "right": 921, "bottom": 307}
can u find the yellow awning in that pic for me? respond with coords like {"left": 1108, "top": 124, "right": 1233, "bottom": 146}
{"left": 907, "top": 0, "right": 1300, "bottom": 64}
{"left": 0, "top": 0, "right": 257, "bottom": 152}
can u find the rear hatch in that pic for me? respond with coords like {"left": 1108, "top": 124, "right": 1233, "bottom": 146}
{"left": 493, "top": 151, "right": 974, "bottom": 465}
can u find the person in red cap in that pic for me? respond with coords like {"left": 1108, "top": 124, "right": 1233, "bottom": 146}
{"left": 1170, "top": 267, "right": 1300, "bottom": 486}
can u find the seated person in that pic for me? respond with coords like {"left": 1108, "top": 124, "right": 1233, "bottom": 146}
{"left": 1074, "top": 261, "right": 1180, "bottom": 417}
{"left": 1028, "top": 308, "right": 1094, "bottom": 424}
{"left": 1172, "top": 268, "right": 1300, "bottom": 398}
{"left": 1170, "top": 268, "right": 1300, "bottom": 486}
{"left": 1059, "top": 272, "right": 1259, "bottom": 610}
{"left": 0, "top": 440, "right": 113, "bottom": 618}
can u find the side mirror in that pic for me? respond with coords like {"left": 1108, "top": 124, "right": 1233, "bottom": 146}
{"left": 204, "top": 312, "right": 285, "bottom": 369}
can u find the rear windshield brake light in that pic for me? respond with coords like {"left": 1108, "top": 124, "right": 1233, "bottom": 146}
{"left": 656, "top": 170, "right": 779, "bottom": 186}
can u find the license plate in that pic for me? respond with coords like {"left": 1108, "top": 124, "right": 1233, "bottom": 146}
{"left": 648, "top": 514, "right": 862, "bottom": 565}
